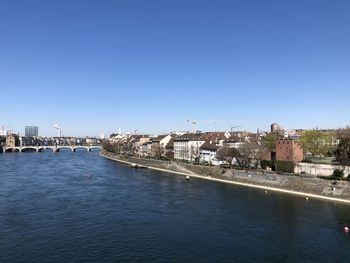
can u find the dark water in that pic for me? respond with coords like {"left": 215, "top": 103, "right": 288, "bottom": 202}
{"left": 1, "top": 151, "right": 350, "bottom": 262}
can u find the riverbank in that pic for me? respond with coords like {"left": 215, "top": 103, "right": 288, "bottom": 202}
{"left": 100, "top": 150, "right": 350, "bottom": 204}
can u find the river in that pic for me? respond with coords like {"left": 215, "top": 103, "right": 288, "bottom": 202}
{"left": 0, "top": 151, "right": 349, "bottom": 262}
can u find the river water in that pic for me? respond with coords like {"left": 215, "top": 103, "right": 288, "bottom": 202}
{"left": 0, "top": 151, "right": 349, "bottom": 262}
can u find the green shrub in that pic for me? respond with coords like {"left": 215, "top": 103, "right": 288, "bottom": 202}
{"left": 260, "top": 160, "right": 272, "bottom": 169}
{"left": 275, "top": 160, "right": 295, "bottom": 173}
{"left": 332, "top": 169, "right": 344, "bottom": 177}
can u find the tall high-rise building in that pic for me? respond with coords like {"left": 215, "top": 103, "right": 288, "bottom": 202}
{"left": 25, "top": 126, "right": 39, "bottom": 137}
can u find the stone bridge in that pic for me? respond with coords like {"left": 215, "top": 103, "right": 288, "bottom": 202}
{"left": 2, "top": 145, "right": 102, "bottom": 153}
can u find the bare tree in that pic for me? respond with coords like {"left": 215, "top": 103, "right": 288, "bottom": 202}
{"left": 217, "top": 146, "right": 240, "bottom": 166}
{"left": 237, "top": 142, "right": 262, "bottom": 168}
{"left": 151, "top": 144, "right": 164, "bottom": 159}
{"left": 217, "top": 142, "right": 262, "bottom": 168}
{"left": 102, "top": 140, "right": 121, "bottom": 154}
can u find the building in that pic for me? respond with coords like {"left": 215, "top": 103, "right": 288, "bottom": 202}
{"left": 139, "top": 142, "right": 148, "bottom": 157}
{"left": 199, "top": 142, "right": 219, "bottom": 164}
{"left": 85, "top": 137, "right": 98, "bottom": 145}
{"left": 271, "top": 123, "right": 281, "bottom": 133}
{"left": 148, "top": 134, "right": 174, "bottom": 158}
{"left": 276, "top": 139, "right": 304, "bottom": 163}
{"left": 164, "top": 137, "right": 175, "bottom": 158}
{"left": 6, "top": 134, "right": 20, "bottom": 147}
{"left": 135, "top": 136, "right": 150, "bottom": 156}
{"left": 174, "top": 133, "right": 205, "bottom": 162}
{"left": 25, "top": 126, "right": 39, "bottom": 137}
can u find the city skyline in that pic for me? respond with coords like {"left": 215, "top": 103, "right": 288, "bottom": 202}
{"left": 1, "top": 121, "right": 346, "bottom": 139}
{"left": 1, "top": 0, "right": 349, "bottom": 136}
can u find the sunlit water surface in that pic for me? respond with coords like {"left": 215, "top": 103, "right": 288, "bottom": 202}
{"left": 0, "top": 151, "right": 350, "bottom": 262}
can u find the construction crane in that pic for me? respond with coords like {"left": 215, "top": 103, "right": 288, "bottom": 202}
{"left": 186, "top": 120, "right": 219, "bottom": 133}
{"left": 53, "top": 124, "right": 62, "bottom": 137}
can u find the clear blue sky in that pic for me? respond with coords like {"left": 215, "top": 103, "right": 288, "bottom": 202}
{"left": 1, "top": 0, "right": 349, "bottom": 137}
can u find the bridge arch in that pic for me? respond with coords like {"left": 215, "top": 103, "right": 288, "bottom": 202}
{"left": 5, "top": 148, "right": 14, "bottom": 152}
{"left": 56, "top": 146, "right": 74, "bottom": 152}
{"left": 44, "top": 147, "right": 55, "bottom": 152}
{"left": 89, "top": 146, "right": 102, "bottom": 151}
{"left": 21, "top": 147, "right": 38, "bottom": 152}
{"left": 13, "top": 148, "right": 20, "bottom": 152}
{"left": 72, "top": 146, "right": 90, "bottom": 152}
{"left": 37, "top": 147, "right": 46, "bottom": 152}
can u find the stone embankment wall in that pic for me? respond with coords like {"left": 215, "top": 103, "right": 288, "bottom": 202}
{"left": 101, "top": 150, "right": 350, "bottom": 201}
{"left": 295, "top": 163, "right": 350, "bottom": 177}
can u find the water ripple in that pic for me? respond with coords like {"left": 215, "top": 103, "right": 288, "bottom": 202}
{"left": 0, "top": 152, "right": 350, "bottom": 262}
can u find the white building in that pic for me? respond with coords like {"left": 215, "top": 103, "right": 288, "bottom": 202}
{"left": 199, "top": 142, "right": 218, "bottom": 164}
{"left": 139, "top": 143, "right": 148, "bottom": 157}
{"left": 174, "top": 134, "right": 205, "bottom": 162}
